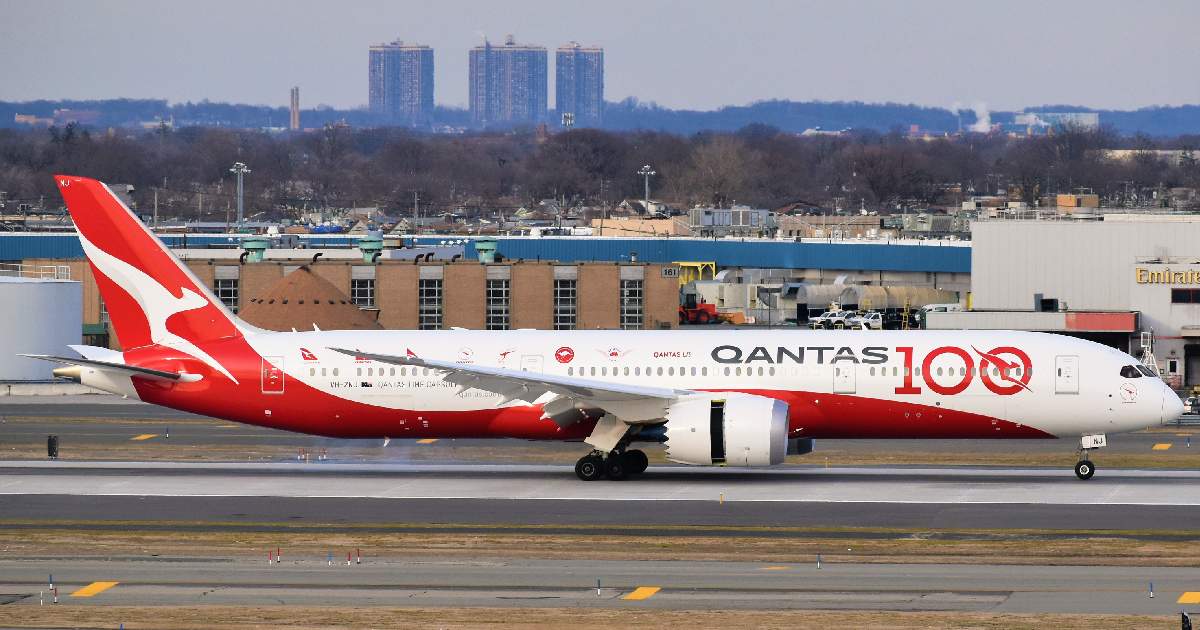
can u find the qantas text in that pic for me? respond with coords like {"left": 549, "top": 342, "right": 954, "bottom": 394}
{"left": 711, "top": 345, "right": 888, "bottom": 365}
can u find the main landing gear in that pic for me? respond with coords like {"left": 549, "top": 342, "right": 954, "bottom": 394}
{"left": 1074, "top": 433, "right": 1106, "bottom": 480}
{"left": 575, "top": 449, "right": 649, "bottom": 481}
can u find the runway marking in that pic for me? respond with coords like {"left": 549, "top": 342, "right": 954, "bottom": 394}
{"left": 760, "top": 566, "right": 792, "bottom": 571}
{"left": 622, "top": 586, "right": 661, "bottom": 600}
{"left": 130, "top": 434, "right": 158, "bottom": 441}
{"left": 1152, "top": 443, "right": 1172, "bottom": 450}
{"left": 71, "top": 581, "right": 118, "bottom": 597}
{"left": 1178, "top": 592, "right": 1200, "bottom": 604}
{"left": 416, "top": 439, "right": 438, "bottom": 444}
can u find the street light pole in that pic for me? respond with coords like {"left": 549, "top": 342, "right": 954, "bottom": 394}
{"left": 637, "top": 164, "right": 656, "bottom": 213}
{"left": 229, "top": 162, "right": 251, "bottom": 230}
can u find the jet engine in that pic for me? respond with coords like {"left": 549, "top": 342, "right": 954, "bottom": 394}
{"left": 663, "top": 393, "right": 789, "bottom": 466}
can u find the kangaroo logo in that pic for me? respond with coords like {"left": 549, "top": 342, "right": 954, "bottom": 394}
{"left": 972, "top": 345, "right": 1032, "bottom": 394}
{"left": 79, "top": 232, "right": 239, "bottom": 384}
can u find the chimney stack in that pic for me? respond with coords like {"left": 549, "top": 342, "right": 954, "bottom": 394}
{"left": 289, "top": 87, "right": 300, "bottom": 130}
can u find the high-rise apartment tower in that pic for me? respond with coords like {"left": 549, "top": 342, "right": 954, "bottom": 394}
{"left": 368, "top": 40, "right": 434, "bottom": 125}
{"left": 556, "top": 42, "right": 603, "bottom": 127}
{"left": 469, "top": 35, "right": 547, "bottom": 127}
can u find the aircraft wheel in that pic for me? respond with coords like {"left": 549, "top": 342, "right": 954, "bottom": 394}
{"left": 1074, "top": 459, "right": 1095, "bottom": 480}
{"left": 604, "top": 455, "right": 629, "bottom": 481}
{"left": 575, "top": 455, "right": 604, "bottom": 481}
{"left": 624, "top": 449, "right": 649, "bottom": 474}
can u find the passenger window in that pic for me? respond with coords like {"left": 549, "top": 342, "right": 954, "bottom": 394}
{"left": 657, "top": 367, "right": 663, "bottom": 376}
{"left": 1120, "top": 365, "right": 1142, "bottom": 379}
{"left": 332, "top": 368, "right": 338, "bottom": 377}
{"left": 724, "top": 367, "right": 730, "bottom": 376}
{"left": 309, "top": 368, "right": 316, "bottom": 376}
{"left": 321, "top": 368, "right": 327, "bottom": 377}
{"left": 624, "top": 367, "right": 630, "bottom": 376}
{"left": 702, "top": 367, "right": 708, "bottom": 376}
{"left": 635, "top": 367, "right": 641, "bottom": 376}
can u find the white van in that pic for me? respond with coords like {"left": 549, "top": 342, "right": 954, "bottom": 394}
{"left": 920, "top": 303, "right": 962, "bottom": 315}
{"left": 915, "top": 303, "right": 962, "bottom": 328}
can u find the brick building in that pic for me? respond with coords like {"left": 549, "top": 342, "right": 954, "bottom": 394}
{"left": 24, "top": 256, "right": 679, "bottom": 349}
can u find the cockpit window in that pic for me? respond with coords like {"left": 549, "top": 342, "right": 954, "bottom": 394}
{"left": 1119, "top": 365, "right": 1142, "bottom": 379}
{"left": 1137, "top": 365, "right": 1157, "bottom": 377}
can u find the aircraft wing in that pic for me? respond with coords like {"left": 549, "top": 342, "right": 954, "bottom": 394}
{"left": 328, "top": 347, "right": 685, "bottom": 427}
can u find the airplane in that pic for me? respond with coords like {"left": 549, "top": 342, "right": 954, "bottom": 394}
{"left": 28, "top": 175, "right": 1185, "bottom": 481}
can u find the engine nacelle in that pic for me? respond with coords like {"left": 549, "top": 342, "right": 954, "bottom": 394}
{"left": 663, "top": 393, "right": 789, "bottom": 466}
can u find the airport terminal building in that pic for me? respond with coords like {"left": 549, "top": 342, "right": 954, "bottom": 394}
{"left": 929, "top": 216, "right": 1200, "bottom": 391}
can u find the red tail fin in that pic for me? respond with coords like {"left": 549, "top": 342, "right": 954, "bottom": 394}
{"left": 55, "top": 175, "right": 247, "bottom": 377}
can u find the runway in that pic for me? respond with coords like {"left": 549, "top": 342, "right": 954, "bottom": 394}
{"left": 3, "top": 399, "right": 1200, "bottom": 618}
{"left": 1, "top": 557, "right": 1197, "bottom": 614}
{"left": 2, "top": 461, "right": 1199, "bottom": 530}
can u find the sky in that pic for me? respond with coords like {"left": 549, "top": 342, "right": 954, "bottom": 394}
{"left": 2, "top": 0, "right": 1198, "bottom": 112}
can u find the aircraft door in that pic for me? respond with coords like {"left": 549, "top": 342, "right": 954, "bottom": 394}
{"left": 1055, "top": 355, "right": 1079, "bottom": 394}
{"left": 833, "top": 364, "right": 856, "bottom": 394}
{"left": 261, "top": 357, "right": 285, "bottom": 394}
{"left": 520, "top": 355, "right": 544, "bottom": 373}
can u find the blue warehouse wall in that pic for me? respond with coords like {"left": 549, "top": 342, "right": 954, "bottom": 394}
{"left": 1, "top": 233, "right": 971, "bottom": 274}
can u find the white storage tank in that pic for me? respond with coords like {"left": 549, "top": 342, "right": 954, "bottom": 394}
{"left": 0, "top": 276, "right": 82, "bottom": 380}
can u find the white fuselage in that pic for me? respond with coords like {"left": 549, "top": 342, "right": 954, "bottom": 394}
{"left": 240, "top": 328, "right": 1175, "bottom": 439}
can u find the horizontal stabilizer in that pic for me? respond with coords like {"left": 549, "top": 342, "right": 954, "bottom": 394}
{"left": 19, "top": 354, "right": 200, "bottom": 383}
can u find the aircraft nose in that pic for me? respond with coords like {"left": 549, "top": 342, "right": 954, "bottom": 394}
{"left": 1163, "top": 389, "right": 1186, "bottom": 425}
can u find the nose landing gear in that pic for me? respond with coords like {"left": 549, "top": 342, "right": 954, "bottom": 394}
{"left": 1074, "top": 458, "right": 1095, "bottom": 480}
{"left": 1074, "top": 434, "right": 1106, "bottom": 480}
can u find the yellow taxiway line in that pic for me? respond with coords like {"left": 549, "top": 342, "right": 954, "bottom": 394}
{"left": 416, "top": 439, "right": 438, "bottom": 444}
{"left": 622, "top": 586, "right": 661, "bottom": 600}
{"left": 1152, "top": 443, "right": 1172, "bottom": 450}
{"left": 71, "top": 581, "right": 119, "bottom": 597}
{"left": 130, "top": 434, "right": 158, "bottom": 441}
